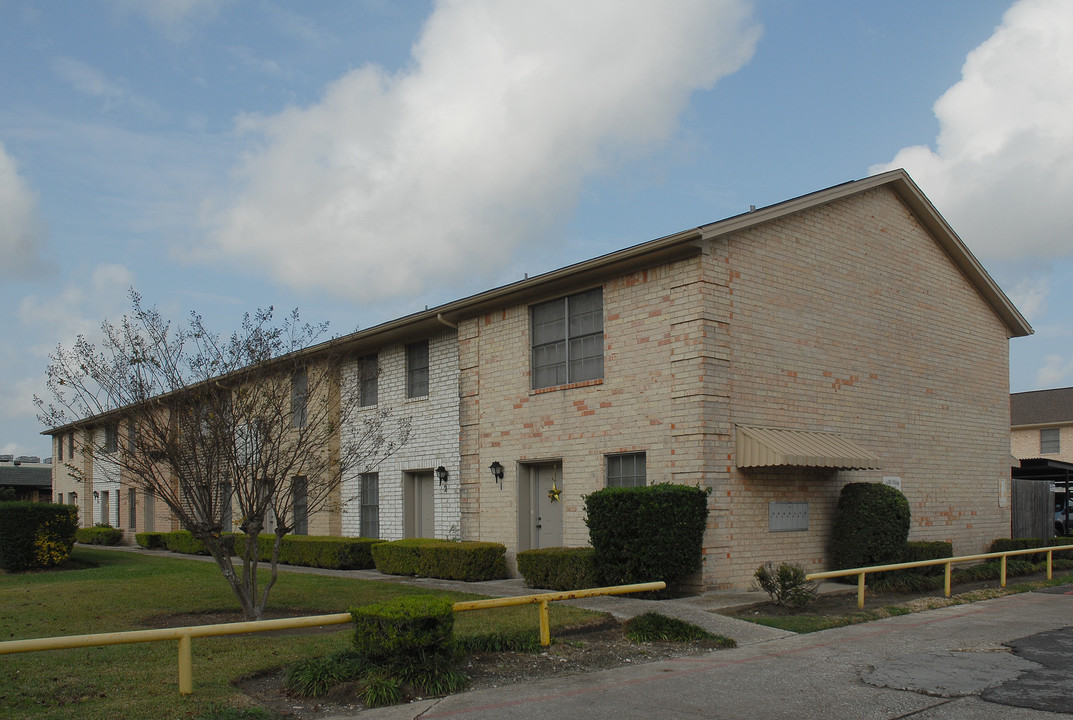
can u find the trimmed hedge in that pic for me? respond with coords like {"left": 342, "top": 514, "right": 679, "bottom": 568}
{"left": 371, "top": 538, "right": 508, "bottom": 581}
{"left": 584, "top": 483, "right": 708, "bottom": 588}
{"left": 990, "top": 536, "right": 1073, "bottom": 564}
{"left": 830, "top": 482, "right": 910, "bottom": 570}
{"left": 135, "top": 531, "right": 167, "bottom": 550}
{"left": 351, "top": 595, "right": 456, "bottom": 663}
{"left": 0, "top": 501, "right": 79, "bottom": 572}
{"left": 233, "top": 534, "right": 383, "bottom": 570}
{"left": 901, "top": 540, "right": 953, "bottom": 576}
{"left": 516, "top": 547, "right": 597, "bottom": 590}
{"left": 75, "top": 525, "right": 124, "bottom": 545}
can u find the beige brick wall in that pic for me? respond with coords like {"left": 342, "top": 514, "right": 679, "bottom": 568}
{"left": 460, "top": 185, "right": 1016, "bottom": 589}
{"left": 1012, "top": 425, "right": 1073, "bottom": 464}
{"left": 714, "top": 187, "right": 1013, "bottom": 587}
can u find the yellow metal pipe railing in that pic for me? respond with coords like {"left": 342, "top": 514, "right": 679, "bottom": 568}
{"left": 0, "top": 581, "right": 664, "bottom": 695}
{"left": 452, "top": 581, "right": 666, "bottom": 646}
{"left": 807, "top": 544, "right": 1073, "bottom": 609}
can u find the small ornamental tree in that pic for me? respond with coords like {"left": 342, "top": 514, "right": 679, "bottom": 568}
{"left": 36, "top": 291, "right": 410, "bottom": 620}
{"left": 830, "top": 482, "right": 911, "bottom": 570}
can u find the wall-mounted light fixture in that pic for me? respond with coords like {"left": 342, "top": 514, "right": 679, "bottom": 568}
{"left": 489, "top": 461, "right": 504, "bottom": 485}
{"left": 92, "top": 490, "right": 100, "bottom": 499}
{"left": 435, "top": 466, "right": 449, "bottom": 492}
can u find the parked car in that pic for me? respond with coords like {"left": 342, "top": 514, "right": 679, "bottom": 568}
{"left": 1056, "top": 498, "right": 1073, "bottom": 536}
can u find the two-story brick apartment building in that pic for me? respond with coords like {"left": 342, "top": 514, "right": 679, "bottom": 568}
{"left": 48, "top": 169, "right": 1030, "bottom": 589}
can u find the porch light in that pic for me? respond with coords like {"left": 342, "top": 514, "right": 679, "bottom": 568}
{"left": 489, "top": 461, "right": 504, "bottom": 484}
{"left": 436, "top": 466, "right": 449, "bottom": 492}
{"left": 92, "top": 491, "right": 99, "bottom": 499}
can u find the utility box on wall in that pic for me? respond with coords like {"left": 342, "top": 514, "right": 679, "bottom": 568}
{"left": 769, "top": 502, "right": 809, "bottom": 532}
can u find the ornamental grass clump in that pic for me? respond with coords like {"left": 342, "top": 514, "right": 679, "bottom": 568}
{"left": 753, "top": 562, "right": 818, "bottom": 608}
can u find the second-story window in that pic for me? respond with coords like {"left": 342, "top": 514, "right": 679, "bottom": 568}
{"left": 291, "top": 368, "right": 308, "bottom": 428}
{"left": 1041, "top": 428, "right": 1061, "bottom": 454}
{"left": 531, "top": 288, "right": 604, "bottom": 389}
{"left": 407, "top": 340, "right": 429, "bottom": 399}
{"left": 359, "top": 354, "right": 378, "bottom": 407}
{"left": 104, "top": 424, "right": 119, "bottom": 454}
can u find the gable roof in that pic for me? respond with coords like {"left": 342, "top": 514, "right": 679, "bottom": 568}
{"left": 1011, "top": 387, "right": 1073, "bottom": 427}
{"left": 45, "top": 168, "right": 1032, "bottom": 435}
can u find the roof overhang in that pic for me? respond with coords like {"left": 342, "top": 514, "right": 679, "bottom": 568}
{"left": 736, "top": 425, "right": 881, "bottom": 470}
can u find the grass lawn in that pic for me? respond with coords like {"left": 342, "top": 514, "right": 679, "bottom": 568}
{"left": 0, "top": 548, "right": 601, "bottom": 720}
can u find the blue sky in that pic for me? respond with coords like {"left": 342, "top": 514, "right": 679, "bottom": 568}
{"left": 3, "top": 0, "right": 1071, "bottom": 457}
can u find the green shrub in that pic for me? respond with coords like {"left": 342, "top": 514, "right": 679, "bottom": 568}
{"left": 623, "top": 612, "right": 730, "bottom": 645}
{"left": 990, "top": 537, "right": 1073, "bottom": 564}
{"left": 159, "top": 530, "right": 236, "bottom": 556}
{"left": 232, "top": 534, "right": 383, "bottom": 570}
{"left": 753, "top": 562, "right": 818, "bottom": 607}
{"left": 351, "top": 595, "right": 457, "bottom": 662}
{"left": 516, "top": 547, "right": 597, "bottom": 590}
{"left": 0, "top": 501, "right": 78, "bottom": 572}
{"left": 584, "top": 483, "right": 709, "bottom": 589}
{"left": 830, "top": 482, "right": 910, "bottom": 570}
{"left": 346, "top": 594, "right": 467, "bottom": 705}
{"left": 135, "top": 531, "right": 167, "bottom": 549}
{"left": 285, "top": 650, "right": 372, "bottom": 697}
{"left": 371, "top": 538, "right": 508, "bottom": 581}
{"left": 75, "top": 525, "right": 124, "bottom": 545}
{"left": 455, "top": 629, "right": 541, "bottom": 653}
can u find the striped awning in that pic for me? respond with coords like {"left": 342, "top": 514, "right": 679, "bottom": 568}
{"left": 736, "top": 425, "right": 881, "bottom": 470}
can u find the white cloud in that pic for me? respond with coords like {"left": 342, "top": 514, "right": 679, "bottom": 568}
{"left": 18, "top": 263, "right": 135, "bottom": 355}
{"left": 1005, "top": 275, "right": 1049, "bottom": 322}
{"left": 1037, "top": 353, "right": 1073, "bottom": 387}
{"left": 873, "top": 0, "right": 1073, "bottom": 262}
{"left": 52, "top": 57, "right": 166, "bottom": 119}
{"left": 107, "top": 0, "right": 225, "bottom": 39}
{"left": 0, "top": 142, "right": 48, "bottom": 278}
{"left": 206, "top": 0, "right": 761, "bottom": 302}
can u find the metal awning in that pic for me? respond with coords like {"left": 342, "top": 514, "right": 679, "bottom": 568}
{"left": 736, "top": 425, "right": 881, "bottom": 470}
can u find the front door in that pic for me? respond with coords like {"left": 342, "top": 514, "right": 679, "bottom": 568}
{"left": 405, "top": 472, "right": 435, "bottom": 538}
{"left": 522, "top": 463, "right": 563, "bottom": 549}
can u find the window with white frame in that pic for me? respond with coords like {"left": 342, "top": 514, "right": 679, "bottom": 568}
{"left": 531, "top": 288, "right": 603, "bottom": 389}
{"left": 359, "top": 354, "right": 378, "bottom": 407}
{"left": 360, "top": 472, "right": 379, "bottom": 539}
{"left": 406, "top": 340, "right": 429, "bottom": 399}
{"left": 607, "top": 452, "right": 646, "bottom": 488}
{"left": 1042, "top": 428, "right": 1061, "bottom": 454}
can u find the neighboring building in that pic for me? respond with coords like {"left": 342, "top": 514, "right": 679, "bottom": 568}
{"left": 1011, "top": 387, "right": 1073, "bottom": 463}
{"left": 46, "top": 169, "right": 1031, "bottom": 590}
{"left": 0, "top": 457, "right": 53, "bottom": 502}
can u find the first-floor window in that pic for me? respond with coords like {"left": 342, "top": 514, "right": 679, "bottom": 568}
{"left": 360, "top": 473, "right": 379, "bottom": 539}
{"left": 144, "top": 490, "right": 155, "bottom": 532}
{"left": 128, "top": 490, "right": 137, "bottom": 530}
{"left": 607, "top": 452, "right": 646, "bottom": 488}
{"left": 292, "top": 476, "right": 308, "bottom": 535}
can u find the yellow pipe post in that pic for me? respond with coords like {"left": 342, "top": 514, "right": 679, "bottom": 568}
{"left": 538, "top": 600, "right": 551, "bottom": 647}
{"left": 178, "top": 634, "right": 192, "bottom": 695}
{"left": 944, "top": 562, "right": 951, "bottom": 598}
{"left": 1001, "top": 555, "right": 1007, "bottom": 587}
{"left": 1048, "top": 550, "right": 1054, "bottom": 580}
{"left": 857, "top": 572, "right": 865, "bottom": 610}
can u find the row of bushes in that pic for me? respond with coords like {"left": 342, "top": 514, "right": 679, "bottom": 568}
{"left": 135, "top": 530, "right": 510, "bottom": 581}
{"left": 0, "top": 502, "right": 78, "bottom": 572}
{"left": 75, "top": 525, "right": 124, "bottom": 546}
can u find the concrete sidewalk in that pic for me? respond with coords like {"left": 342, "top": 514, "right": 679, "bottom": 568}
{"left": 324, "top": 588, "right": 1073, "bottom": 720}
